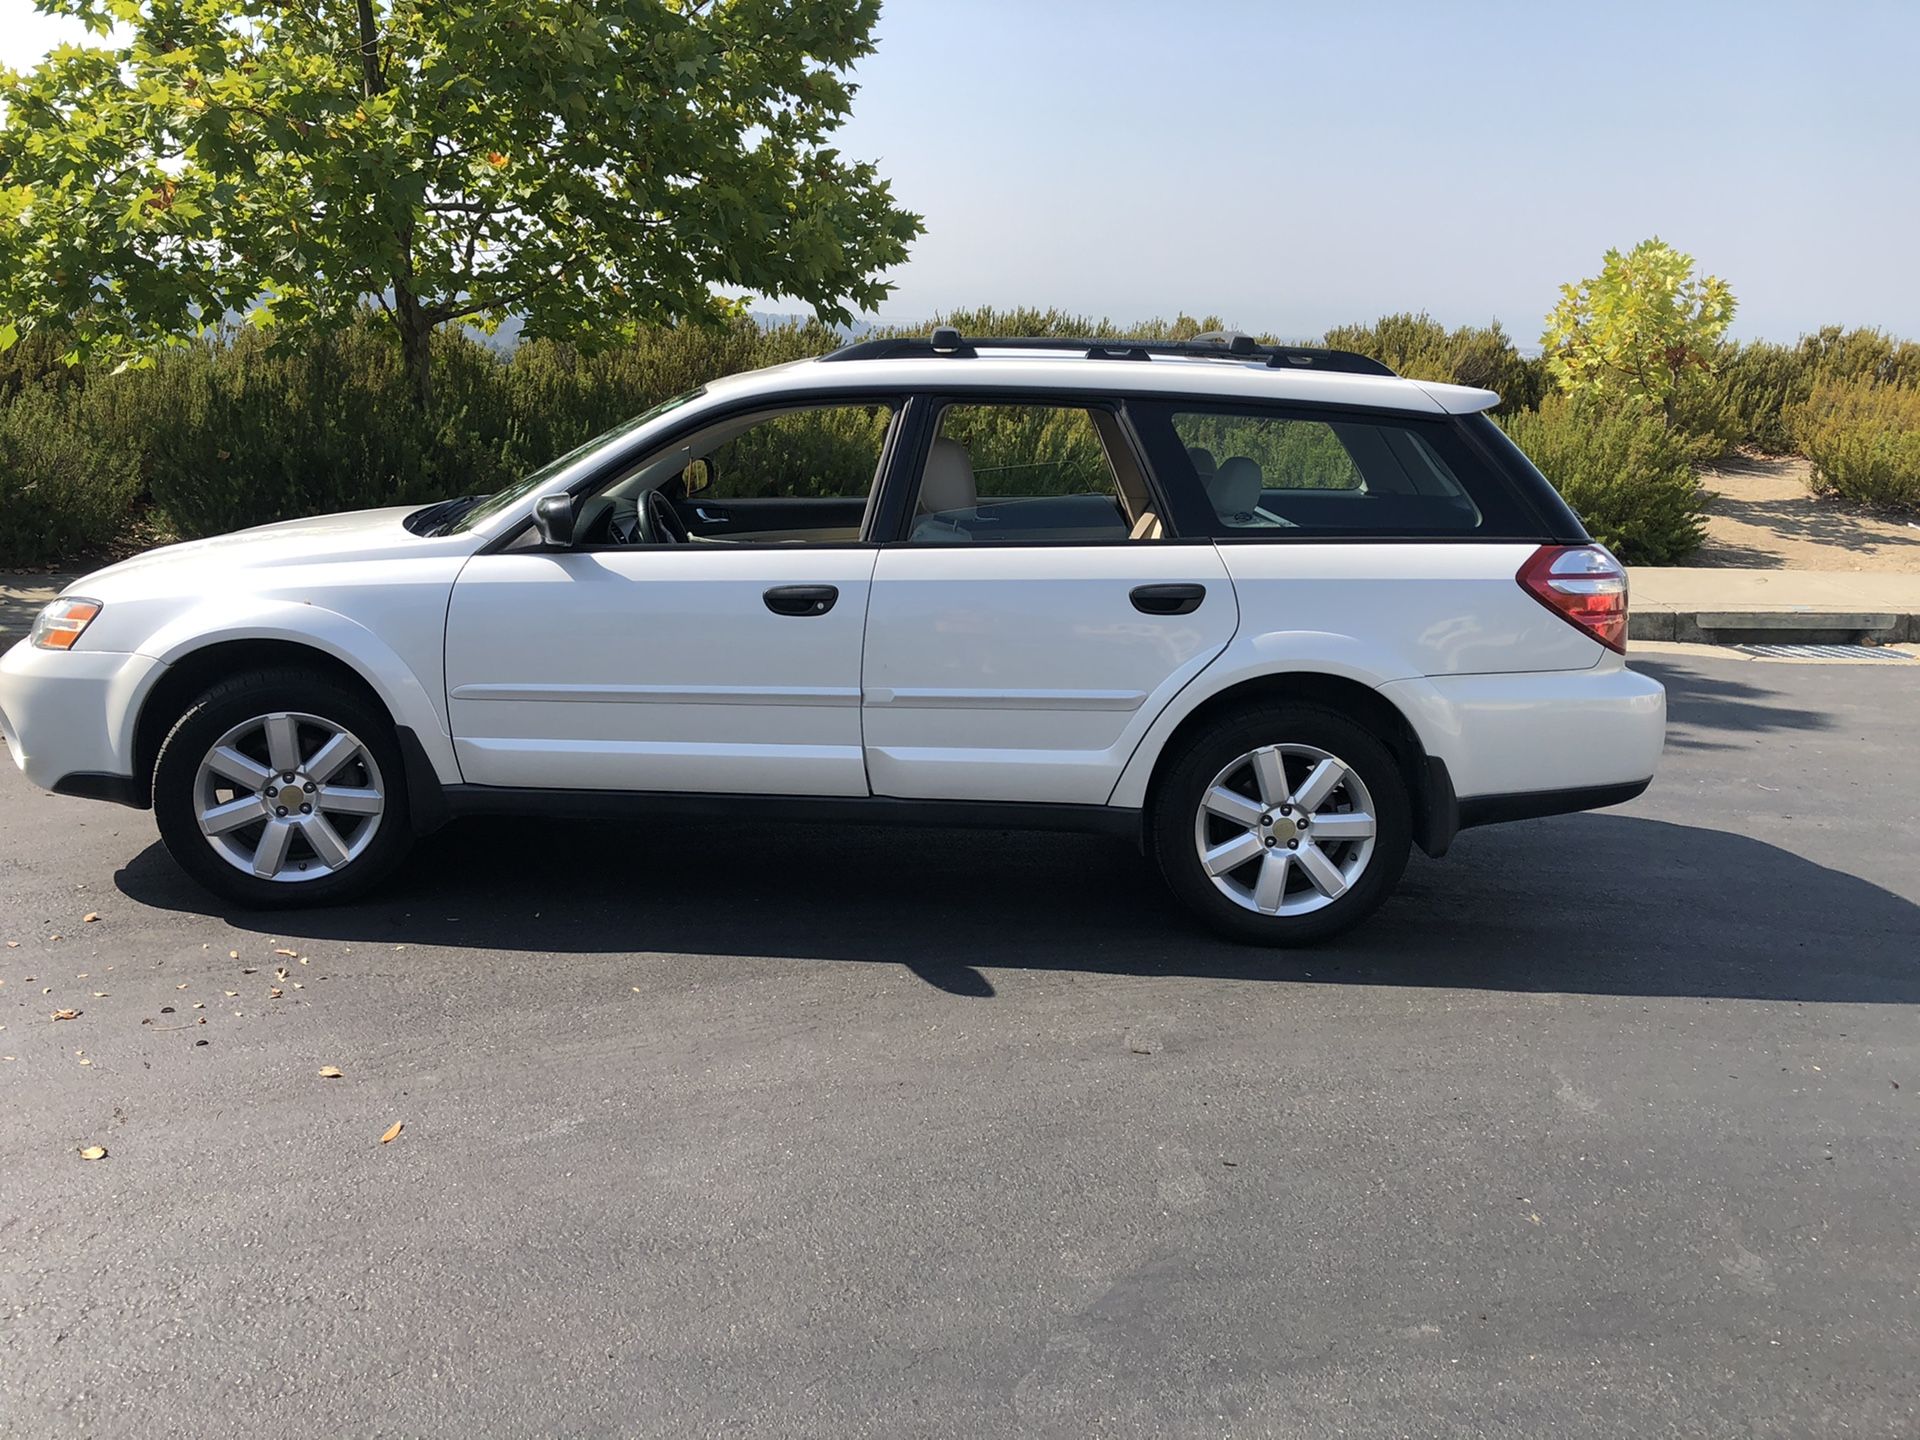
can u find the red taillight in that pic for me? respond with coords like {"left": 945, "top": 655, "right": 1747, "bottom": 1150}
{"left": 1517, "top": 544, "right": 1628, "bottom": 653}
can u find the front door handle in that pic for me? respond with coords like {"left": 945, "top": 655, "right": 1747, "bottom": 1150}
{"left": 1130, "top": 583, "right": 1206, "bottom": 616}
{"left": 764, "top": 584, "right": 839, "bottom": 617}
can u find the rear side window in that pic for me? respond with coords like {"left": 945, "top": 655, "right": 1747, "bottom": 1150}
{"left": 1138, "top": 403, "right": 1539, "bottom": 539}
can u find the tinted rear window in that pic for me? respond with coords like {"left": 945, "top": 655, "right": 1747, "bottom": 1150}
{"left": 1134, "top": 402, "right": 1542, "bottom": 539}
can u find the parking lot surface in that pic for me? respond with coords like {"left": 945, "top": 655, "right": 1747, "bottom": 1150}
{"left": 2, "top": 649, "right": 1916, "bottom": 1438}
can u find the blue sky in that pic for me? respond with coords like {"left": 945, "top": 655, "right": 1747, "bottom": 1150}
{"left": 5, "top": 0, "right": 1916, "bottom": 342}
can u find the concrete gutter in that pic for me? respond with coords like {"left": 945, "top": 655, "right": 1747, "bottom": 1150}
{"left": 1629, "top": 567, "right": 1920, "bottom": 644}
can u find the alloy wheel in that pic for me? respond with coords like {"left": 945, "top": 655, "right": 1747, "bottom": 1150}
{"left": 1190, "top": 742, "right": 1378, "bottom": 916}
{"left": 192, "top": 712, "right": 386, "bottom": 883}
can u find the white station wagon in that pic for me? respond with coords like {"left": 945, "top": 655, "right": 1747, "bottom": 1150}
{"left": 0, "top": 330, "right": 1665, "bottom": 942}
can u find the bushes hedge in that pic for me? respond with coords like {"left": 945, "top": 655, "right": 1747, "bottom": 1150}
{"left": 4, "top": 307, "right": 1917, "bottom": 569}
{"left": 1787, "top": 380, "right": 1920, "bottom": 511}
{"left": 0, "top": 384, "right": 142, "bottom": 567}
{"left": 1496, "top": 396, "right": 1707, "bottom": 565}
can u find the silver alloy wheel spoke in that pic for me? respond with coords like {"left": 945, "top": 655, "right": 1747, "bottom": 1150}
{"left": 1250, "top": 747, "right": 1288, "bottom": 807}
{"left": 192, "top": 711, "right": 385, "bottom": 883}
{"left": 1308, "top": 811, "right": 1375, "bottom": 841}
{"left": 1290, "top": 758, "right": 1345, "bottom": 814}
{"left": 252, "top": 818, "right": 295, "bottom": 877}
{"left": 1191, "top": 740, "right": 1377, "bottom": 920}
{"left": 299, "top": 814, "right": 351, "bottom": 869}
{"left": 1203, "top": 831, "right": 1267, "bottom": 876}
{"left": 207, "top": 745, "right": 271, "bottom": 789}
{"left": 316, "top": 785, "right": 383, "bottom": 816}
{"left": 1251, "top": 852, "right": 1291, "bottom": 912}
{"left": 1203, "top": 785, "right": 1265, "bottom": 828}
{"left": 264, "top": 714, "right": 303, "bottom": 775}
{"left": 201, "top": 794, "right": 268, "bottom": 835}
{"left": 1295, "top": 843, "right": 1348, "bottom": 899}
{"left": 304, "top": 731, "right": 360, "bottom": 785}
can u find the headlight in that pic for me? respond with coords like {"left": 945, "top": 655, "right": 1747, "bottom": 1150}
{"left": 29, "top": 597, "right": 103, "bottom": 651}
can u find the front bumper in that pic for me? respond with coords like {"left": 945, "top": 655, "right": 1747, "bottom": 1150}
{"left": 0, "top": 640, "right": 165, "bottom": 801}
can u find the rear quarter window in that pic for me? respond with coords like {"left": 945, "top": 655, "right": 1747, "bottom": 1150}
{"left": 1133, "top": 401, "right": 1546, "bottom": 540}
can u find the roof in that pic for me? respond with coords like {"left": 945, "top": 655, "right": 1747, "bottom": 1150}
{"left": 704, "top": 349, "right": 1500, "bottom": 416}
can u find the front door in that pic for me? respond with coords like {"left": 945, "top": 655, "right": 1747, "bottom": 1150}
{"left": 860, "top": 398, "right": 1237, "bottom": 805}
{"left": 444, "top": 399, "right": 899, "bottom": 795}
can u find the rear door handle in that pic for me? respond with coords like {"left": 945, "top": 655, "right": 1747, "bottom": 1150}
{"left": 1130, "top": 583, "right": 1206, "bottom": 616}
{"left": 764, "top": 584, "right": 839, "bottom": 617}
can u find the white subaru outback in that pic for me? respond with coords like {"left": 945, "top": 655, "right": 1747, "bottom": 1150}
{"left": 0, "top": 330, "right": 1665, "bottom": 943}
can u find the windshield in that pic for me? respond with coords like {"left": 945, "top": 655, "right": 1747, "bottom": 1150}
{"left": 447, "top": 388, "right": 707, "bottom": 533}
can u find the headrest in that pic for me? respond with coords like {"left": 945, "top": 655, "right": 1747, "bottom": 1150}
{"left": 920, "top": 438, "right": 977, "bottom": 513}
{"left": 1187, "top": 445, "right": 1217, "bottom": 480}
{"left": 1208, "top": 456, "right": 1263, "bottom": 519}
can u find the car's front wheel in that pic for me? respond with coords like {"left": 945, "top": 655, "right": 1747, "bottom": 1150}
{"left": 1151, "top": 702, "right": 1411, "bottom": 944}
{"left": 152, "top": 668, "right": 413, "bottom": 907}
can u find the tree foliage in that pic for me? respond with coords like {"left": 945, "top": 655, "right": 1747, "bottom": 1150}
{"left": 1542, "top": 238, "right": 1736, "bottom": 417}
{"left": 0, "top": 0, "right": 921, "bottom": 404}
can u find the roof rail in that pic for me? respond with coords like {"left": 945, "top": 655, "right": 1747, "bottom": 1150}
{"left": 818, "top": 328, "right": 1396, "bottom": 376}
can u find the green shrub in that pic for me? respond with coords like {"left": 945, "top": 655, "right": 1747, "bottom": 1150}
{"left": 0, "top": 386, "right": 141, "bottom": 567}
{"left": 140, "top": 322, "right": 525, "bottom": 537}
{"left": 1787, "top": 380, "right": 1920, "bottom": 511}
{"left": 1496, "top": 395, "right": 1706, "bottom": 565}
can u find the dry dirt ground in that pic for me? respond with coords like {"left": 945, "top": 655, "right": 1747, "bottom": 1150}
{"left": 1696, "top": 453, "right": 1920, "bottom": 571}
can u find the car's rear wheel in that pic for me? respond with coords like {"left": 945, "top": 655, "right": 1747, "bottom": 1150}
{"left": 152, "top": 669, "right": 412, "bottom": 907}
{"left": 1151, "top": 702, "right": 1411, "bottom": 944}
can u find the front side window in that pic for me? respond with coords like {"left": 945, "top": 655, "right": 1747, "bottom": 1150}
{"left": 905, "top": 402, "right": 1156, "bottom": 543}
{"left": 1156, "top": 407, "right": 1504, "bottom": 537}
{"left": 564, "top": 401, "right": 898, "bottom": 546}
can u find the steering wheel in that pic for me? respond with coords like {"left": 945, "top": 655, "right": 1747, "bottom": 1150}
{"left": 644, "top": 489, "right": 691, "bottom": 544}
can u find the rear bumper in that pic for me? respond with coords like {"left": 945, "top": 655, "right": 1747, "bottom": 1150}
{"left": 1382, "top": 660, "right": 1666, "bottom": 804}
{"left": 0, "top": 641, "right": 163, "bottom": 801}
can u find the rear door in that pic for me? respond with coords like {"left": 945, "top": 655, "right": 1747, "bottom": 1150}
{"left": 860, "top": 396, "right": 1236, "bottom": 805}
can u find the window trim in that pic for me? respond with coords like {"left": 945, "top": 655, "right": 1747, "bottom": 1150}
{"left": 1127, "top": 396, "right": 1568, "bottom": 544}
{"left": 874, "top": 389, "right": 1207, "bottom": 547}
{"left": 478, "top": 388, "right": 914, "bottom": 555}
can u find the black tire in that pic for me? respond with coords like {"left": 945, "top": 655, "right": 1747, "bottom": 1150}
{"left": 152, "top": 667, "right": 413, "bottom": 908}
{"left": 1150, "top": 701, "right": 1411, "bottom": 945}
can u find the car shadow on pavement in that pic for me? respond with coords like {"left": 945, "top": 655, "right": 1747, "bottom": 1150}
{"left": 114, "top": 810, "right": 1920, "bottom": 1004}
{"left": 1632, "top": 657, "right": 1837, "bottom": 752}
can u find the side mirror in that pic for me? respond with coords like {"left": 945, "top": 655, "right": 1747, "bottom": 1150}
{"left": 681, "top": 457, "right": 714, "bottom": 497}
{"left": 533, "top": 493, "right": 576, "bottom": 548}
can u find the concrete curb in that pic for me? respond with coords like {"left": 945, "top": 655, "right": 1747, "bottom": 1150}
{"left": 1630, "top": 609, "right": 1919, "bottom": 644}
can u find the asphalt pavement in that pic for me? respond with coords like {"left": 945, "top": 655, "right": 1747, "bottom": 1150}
{"left": 2, "top": 648, "right": 1916, "bottom": 1438}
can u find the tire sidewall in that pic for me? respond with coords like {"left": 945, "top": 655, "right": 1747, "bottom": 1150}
{"left": 1152, "top": 702, "right": 1411, "bottom": 945}
{"left": 152, "top": 672, "right": 412, "bottom": 908}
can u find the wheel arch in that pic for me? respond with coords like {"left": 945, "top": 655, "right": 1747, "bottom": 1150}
{"left": 1130, "top": 670, "right": 1458, "bottom": 859}
{"left": 130, "top": 634, "right": 457, "bottom": 823}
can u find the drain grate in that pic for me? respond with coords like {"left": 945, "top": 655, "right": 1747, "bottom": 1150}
{"left": 1734, "top": 642, "right": 1914, "bottom": 661}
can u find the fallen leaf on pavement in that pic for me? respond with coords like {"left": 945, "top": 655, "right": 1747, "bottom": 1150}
{"left": 92, "top": 991, "right": 108, "bottom": 998}
{"left": 5, "top": 941, "right": 17, "bottom": 948}
{"left": 49, "top": 934, "right": 62, "bottom": 942}
{"left": 269, "top": 988, "right": 284, "bottom": 999}
{"left": 380, "top": 1121, "right": 404, "bottom": 1144}
{"left": 51, "top": 1009, "right": 80, "bottom": 1021}
{"left": 275, "top": 967, "right": 289, "bottom": 981}
{"left": 229, "top": 950, "right": 239, "bottom": 959}
{"left": 318, "top": 1066, "right": 343, "bottom": 1078}
{"left": 176, "top": 983, "right": 188, "bottom": 990}
{"left": 77, "top": 1058, "right": 91, "bottom": 1067}
{"left": 274, "top": 948, "right": 298, "bottom": 957}
{"left": 223, "top": 990, "right": 238, "bottom": 997}
{"left": 83, "top": 913, "right": 100, "bottom": 924}
{"left": 79, "top": 1146, "right": 107, "bottom": 1161}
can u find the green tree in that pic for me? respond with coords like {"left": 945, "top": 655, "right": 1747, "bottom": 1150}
{"left": 1541, "top": 238, "right": 1736, "bottom": 420}
{"left": 0, "top": 0, "right": 921, "bottom": 407}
